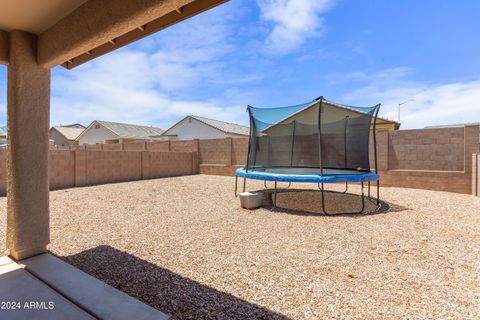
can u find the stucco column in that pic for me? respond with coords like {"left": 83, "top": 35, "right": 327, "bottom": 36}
{"left": 7, "top": 30, "right": 51, "bottom": 260}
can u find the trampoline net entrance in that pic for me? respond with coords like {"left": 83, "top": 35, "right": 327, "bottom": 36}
{"left": 246, "top": 97, "right": 380, "bottom": 174}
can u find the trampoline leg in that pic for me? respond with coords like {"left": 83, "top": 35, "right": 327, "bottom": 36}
{"left": 234, "top": 176, "right": 238, "bottom": 197}
{"left": 320, "top": 183, "right": 327, "bottom": 214}
{"left": 376, "top": 180, "right": 380, "bottom": 206}
{"left": 366, "top": 180, "right": 380, "bottom": 207}
{"left": 359, "top": 182, "right": 365, "bottom": 213}
{"left": 272, "top": 181, "right": 278, "bottom": 210}
{"left": 243, "top": 177, "right": 246, "bottom": 192}
{"left": 342, "top": 182, "right": 348, "bottom": 194}
{"left": 321, "top": 182, "right": 365, "bottom": 215}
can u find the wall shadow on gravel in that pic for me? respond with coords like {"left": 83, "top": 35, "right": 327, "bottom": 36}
{"left": 60, "top": 245, "right": 291, "bottom": 320}
{"left": 258, "top": 189, "right": 408, "bottom": 217}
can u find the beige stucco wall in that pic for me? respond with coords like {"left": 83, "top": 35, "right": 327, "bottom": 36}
{"left": 7, "top": 31, "right": 51, "bottom": 260}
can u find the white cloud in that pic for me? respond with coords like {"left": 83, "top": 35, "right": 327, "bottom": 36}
{"left": 336, "top": 69, "right": 480, "bottom": 129}
{"left": 50, "top": 2, "right": 249, "bottom": 129}
{"left": 51, "top": 50, "right": 247, "bottom": 129}
{"left": 257, "top": 0, "right": 335, "bottom": 53}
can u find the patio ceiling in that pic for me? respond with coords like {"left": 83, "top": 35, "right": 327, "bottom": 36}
{"left": 0, "top": 0, "right": 228, "bottom": 69}
{"left": 0, "top": 0, "right": 88, "bottom": 34}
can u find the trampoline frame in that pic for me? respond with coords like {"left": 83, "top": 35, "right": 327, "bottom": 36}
{"left": 234, "top": 173, "right": 380, "bottom": 215}
{"left": 235, "top": 97, "right": 382, "bottom": 215}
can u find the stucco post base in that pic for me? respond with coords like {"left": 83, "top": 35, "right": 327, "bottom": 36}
{"left": 10, "top": 246, "right": 48, "bottom": 261}
{"left": 7, "top": 30, "right": 51, "bottom": 260}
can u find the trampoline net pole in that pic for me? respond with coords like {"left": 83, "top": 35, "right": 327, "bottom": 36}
{"left": 290, "top": 120, "right": 296, "bottom": 167}
{"left": 372, "top": 104, "right": 381, "bottom": 174}
{"left": 245, "top": 106, "right": 254, "bottom": 172}
{"left": 318, "top": 97, "right": 324, "bottom": 175}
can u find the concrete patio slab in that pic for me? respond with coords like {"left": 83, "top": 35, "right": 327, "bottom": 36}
{"left": 0, "top": 256, "right": 95, "bottom": 320}
{"left": 21, "top": 253, "right": 170, "bottom": 320}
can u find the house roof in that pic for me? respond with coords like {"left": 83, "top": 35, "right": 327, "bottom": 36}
{"left": 61, "top": 123, "right": 85, "bottom": 129}
{"left": 190, "top": 115, "right": 249, "bottom": 135}
{"left": 162, "top": 115, "right": 249, "bottom": 136}
{"left": 78, "top": 120, "right": 164, "bottom": 141}
{"left": 51, "top": 126, "right": 85, "bottom": 140}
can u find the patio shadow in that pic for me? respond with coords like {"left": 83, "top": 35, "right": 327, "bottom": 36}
{"left": 60, "top": 246, "right": 291, "bottom": 320}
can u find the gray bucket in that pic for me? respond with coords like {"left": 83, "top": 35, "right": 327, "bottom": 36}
{"left": 238, "top": 191, "right": 263, "bottom": 209}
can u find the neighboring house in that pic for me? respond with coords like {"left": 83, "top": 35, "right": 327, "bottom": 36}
{"left": 49, "top": 124, "right": 86, "bottom": 148}
{"left": 0, "top": 125, "right": 7, "bottom": 148}
{"left": 160, "top": 115, "right": 249, "bottom": 141}
{"left": 265, "top": 99, "right": 400, "bottom": 131}
{"left": 76, "top": 120, "right": 164, "bottom": 145}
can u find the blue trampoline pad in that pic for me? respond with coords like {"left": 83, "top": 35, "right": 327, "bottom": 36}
{"left": 236, "top": 167, "right": 380, "bottom": 183}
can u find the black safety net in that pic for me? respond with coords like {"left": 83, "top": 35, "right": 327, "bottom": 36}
{"left": 245, "top": 97, "right": 380, "bottom": 174}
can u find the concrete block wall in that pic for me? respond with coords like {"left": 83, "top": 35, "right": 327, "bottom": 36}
{"left": 198, "top": 138, "right": 229, "bottom": 165}
{"left": 68, "top": 125, "right": 480, "bottom": 195}
{"left": 69, "top": 145, "right": 86, "bottom": 150}
{"left": 102, "top": 143, "right": 123, "bottom": 151}
{"left": 199, "top": 164, "right": 242, "bottom": 176}
{"left": 123, "top": 142, "right": 146, "bottom": 151}
{"left": 74, "top": 150, "right": 87, "bottom": 187}
{"left": 200, "top": 127, "right": 478, "bottom": 195}
{"left": 232, "top": 138, "right": 249, "bottom": 165}
{"left": 387, "top": 127, "right": 465, "bottom": 171}
{"left": 85, "top": 144, "right": 101, "bottom": 150}
{"left": 0, "top": 150, "right": 78, "bottom": 193}
{"left": 170, "top": 140, "right": 198, "bottom": 152}
{"left": 379, "top": 170, "right": 471, "bottom": 194}
{"left": 146, "top": 141, "right": 170, "bottom": 152}
{"left": 84, "top": 151, "right": 142, "bottom": 185}
{"left": 49, "top": 150, "right": 75, "bottom": 190}
{"left": 0, "top": 149, "right": 198, "bottom": 195}
{"left": 143, "top": 152, "right": 197, "bottom": 179}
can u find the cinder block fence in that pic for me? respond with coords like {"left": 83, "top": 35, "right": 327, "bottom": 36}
{"left": 374, "top": 125, "right": 480, "bottom": 195}
{"left": 1, "top": 125, "right": 478, "bottom": 196}
{"left": 0, "top": 149, "right": 198, "bottom": 194}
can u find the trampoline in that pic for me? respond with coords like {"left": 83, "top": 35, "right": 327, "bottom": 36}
{"left": 235, "top": 96, "right": 381, "bottom": 214}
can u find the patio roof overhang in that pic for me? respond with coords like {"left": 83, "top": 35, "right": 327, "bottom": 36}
{"left": 0, "top": 30, "right": 7, "bottom": 64}
{"left": 0, "top": 0, "right": 227, "bottom": 69}
{"left": 1, "top": 0, "right": 228, "bottom": 262}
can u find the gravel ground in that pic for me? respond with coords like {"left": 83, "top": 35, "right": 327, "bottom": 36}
{"left": 0, "top": 175, "right": 479, "bottom": 319}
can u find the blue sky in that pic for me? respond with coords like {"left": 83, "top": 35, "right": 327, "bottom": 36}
{"left": 1, "top": 0, "right": 479, "bottom": 129}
